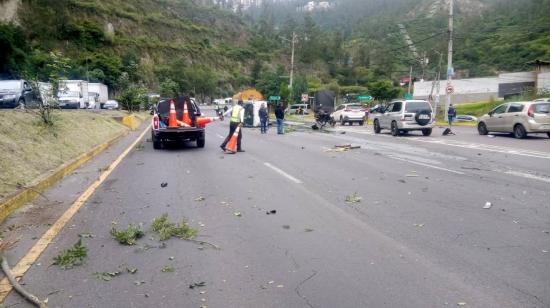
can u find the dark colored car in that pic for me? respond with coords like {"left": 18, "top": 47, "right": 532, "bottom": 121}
{"left": 0, "top": 80, "right": 33, "bottom": 108}
{"left": 151, "top": 97, "right": 205, "bottom": 149}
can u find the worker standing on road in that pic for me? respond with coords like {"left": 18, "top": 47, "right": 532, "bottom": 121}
{"left": 259, "top": 103, "right": 268, "bottom": 134}
{"left": 275, "top": 103, "right": 285, "bottom": 134}
{"left": 447, "top": 104, "right": 456, "bottom": 128}
{"left": 220, "top": 100, "right": 245, "bottom": 152}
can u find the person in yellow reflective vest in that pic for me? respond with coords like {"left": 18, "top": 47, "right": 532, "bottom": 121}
{"left": 220, "top": 100, "right": 245, "bottom": 152}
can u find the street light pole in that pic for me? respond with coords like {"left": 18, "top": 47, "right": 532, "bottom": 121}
{"left": 446, "top": 0, "right": 454, "bottom": 119}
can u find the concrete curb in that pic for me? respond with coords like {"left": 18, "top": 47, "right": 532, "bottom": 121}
{"left": 0, "top": 130, "right": 130, "bottom": 223}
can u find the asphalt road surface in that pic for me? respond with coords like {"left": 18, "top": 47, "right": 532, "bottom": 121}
{"left": 1, "top": 111, "right": 549, "bottom": 308}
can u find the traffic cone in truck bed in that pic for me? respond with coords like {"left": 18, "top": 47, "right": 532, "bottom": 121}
{"left": 225, "top": 126, "right": 241, "bottom": 154}
{"left": 168, "top": 100, "right": 178, "bottom": 128}
{"left": 182, "top": 102, "right": 192, "bottom": 125}
{"left": 196, "top": 116, "right": 216, "bottom": 127}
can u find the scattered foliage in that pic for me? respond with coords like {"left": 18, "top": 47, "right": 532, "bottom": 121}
{"left": 345, "top": 193, "right": 362, "bottom": 203}
{"left": 110, "top": 224, "right": 145, "bottom": 245}
{"left": 150, "top": 214, "right": 198, "bottom": 241}
{"left": 53, "top": 239, "right": 88, "bottom": 269}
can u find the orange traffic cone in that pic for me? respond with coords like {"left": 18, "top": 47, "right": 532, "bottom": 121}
{"left": 225, "top": 126, "right": 241, "bottom": 154}
{"left": 196, "top": 116, "right": 216, "bottom": 127}
{"left": 182, "top": 101, "right": 192, "bottom": 125}
{"left": 168, "top": 100, "right": 178, "bottom": 128}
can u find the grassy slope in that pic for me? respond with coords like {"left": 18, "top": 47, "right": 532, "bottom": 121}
{"left": 0, "top": 110, "right": 144, "bottom": 199}
{"left": 455, "top": 101, "right": 503, "bottom": 116}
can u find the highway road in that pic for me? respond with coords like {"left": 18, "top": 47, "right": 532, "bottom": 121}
{"left": 1, "top": 110, "right": 549, "bottom": 308}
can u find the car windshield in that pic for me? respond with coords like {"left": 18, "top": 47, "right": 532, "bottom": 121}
{"left": 405, "top": 102, "right": 431, "bottom": 112}
{"left": 0, "top": 81, "right": 21, "bottom": 90}
{"left": 58, "top": 91, "right": 80, "bottom": 97}
{"left": 533, "top": 103, "right": 550, "bottom": 113}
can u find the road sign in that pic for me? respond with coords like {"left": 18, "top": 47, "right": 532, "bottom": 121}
{"left": 404, "top": 93, "right": 413, "bottom": 100}
{"left": 446, "top": 84, "right": 454, "bottom": 94}
{"left": 357, "top": 95, "right": 373, "bottom": 101}
{"left": 269, "top": 96, "right": 281, "bottom": 101}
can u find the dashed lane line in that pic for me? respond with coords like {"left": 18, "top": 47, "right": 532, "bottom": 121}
{"left": 264, "top": 162, "right": 303, "bottom": 184}
{"left": 387, "top": 155, "right": 466, "bottom": 175}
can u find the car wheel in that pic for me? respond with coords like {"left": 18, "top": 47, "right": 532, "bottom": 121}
{"left": 391, "top": 121, "right": 399, "bottom": 136}
{"left": 422, "top": 128, "right": 432, "bottom": 136}
{"left": 477, "top": 122, "right": 488, "bottom": 135}
{"left": 373, "top": 120, "right": 381, "bottom": 134}
{"left": 547, "top": 132, "right": 550, "bottom": 138}
{"left": 513, "top": 124, "right": 527, "bottom": 139}
{"left": 359, "top": 121, "right": 364, "bottom": 126}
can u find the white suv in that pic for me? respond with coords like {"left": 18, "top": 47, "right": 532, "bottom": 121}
{"left": 373, "top": 100, "right": 434, "bottom": 136}
{"left": 330, "top": 103, "right": 366, "bottom": 125}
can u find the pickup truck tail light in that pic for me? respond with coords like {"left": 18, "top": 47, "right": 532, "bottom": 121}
{"left": 153, "top": 114, "right": 159, "bottom": 129}
{"left": 527, "top": 105, "right": 534, "bottom": 118}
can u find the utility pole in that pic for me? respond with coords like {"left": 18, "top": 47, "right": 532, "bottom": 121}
{"left": 445, "top": 0, "right": 454, "bottom": 119}
{"left": 289, "top": 31, "right": 296, "bottom": 90}
{"left": 408, "top": 66, "right": 413, "bottom": 95}
{"left": 432, "top": 52, "right": 443, "bottom": 119}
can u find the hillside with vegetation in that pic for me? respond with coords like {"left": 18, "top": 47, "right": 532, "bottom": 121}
{"left": 245, "top": 0, "right": 550, "bottom": 101}
{"left": 1, "top": 0, "right": 550, "bottom": 104}
{"left": 0, "top": 0, "right": 262, "bottom": 100}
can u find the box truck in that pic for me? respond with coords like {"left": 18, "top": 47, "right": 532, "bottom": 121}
{"left": 57, "top": 80, "right": 89, "bottom": 109}
{"left": 88, "top": 83, "right": 108, "bottom": 109}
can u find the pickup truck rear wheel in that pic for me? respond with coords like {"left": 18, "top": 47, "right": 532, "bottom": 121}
{"left": 152, "top": 132, "right": 162, "bottom": 149}
{"left": 197, "top": 133, "right": 205, "bottom": 148}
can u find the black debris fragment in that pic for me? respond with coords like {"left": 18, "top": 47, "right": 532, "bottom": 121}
{"left": 189, "top": 282, "right": 206, "bottom": 289}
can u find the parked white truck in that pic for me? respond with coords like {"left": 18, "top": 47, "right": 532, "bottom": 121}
{"left": 88, "top": 83, "right": 108, "bottom": 109}
{"left": 57, "top": 80, "right": 89, "bottom": 109}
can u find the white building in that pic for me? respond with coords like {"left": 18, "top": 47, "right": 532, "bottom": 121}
{"left": 413, "top": 77, "right": 499, "bottom": 104}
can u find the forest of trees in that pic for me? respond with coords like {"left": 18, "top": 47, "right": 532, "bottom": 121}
{"left": 1, "top": 0, "right": 549, "bottom": 104}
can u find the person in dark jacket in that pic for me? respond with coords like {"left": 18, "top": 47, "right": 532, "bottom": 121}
{"left": 447, "top": 104, "right": 456, "bottom": 127}
{"left": 275, "top": 104, "right": 285, "bottom": 134}
{"left": 259, "top": 103, "right": 268, "bottom": 134}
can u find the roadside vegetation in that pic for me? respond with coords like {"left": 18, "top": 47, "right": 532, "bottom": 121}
{"left": 0, "top": 110, "right": 146, "bottom": 200}
{"left": 2, "top": 0, "right": 548, "bottom": 107}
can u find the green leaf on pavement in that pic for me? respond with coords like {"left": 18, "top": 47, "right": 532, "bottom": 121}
{"left": 52, "top": 239, "right": 88, "bottom": 270}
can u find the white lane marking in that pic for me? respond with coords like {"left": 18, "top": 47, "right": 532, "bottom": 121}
{"left": 216, "top": 134, "right": 224, "bottom": 139}
{"left": 387, "top": 155, "right": 465, "bottom": 175}
{"left": 501, "top": 170, "right": 550, "bottom": 184}
{"left": 264, "top": 162, "right": 303, "bottom": 184}
{"left": 408, "top": 137, "right": 550, "bottom": 160}
{"left": 337, "top": 128, "right": 550, "bottom": 160}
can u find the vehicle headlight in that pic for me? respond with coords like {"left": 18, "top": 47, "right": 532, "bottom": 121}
{"left": 4, "top": 94, "right": 16, "bottom": 100}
